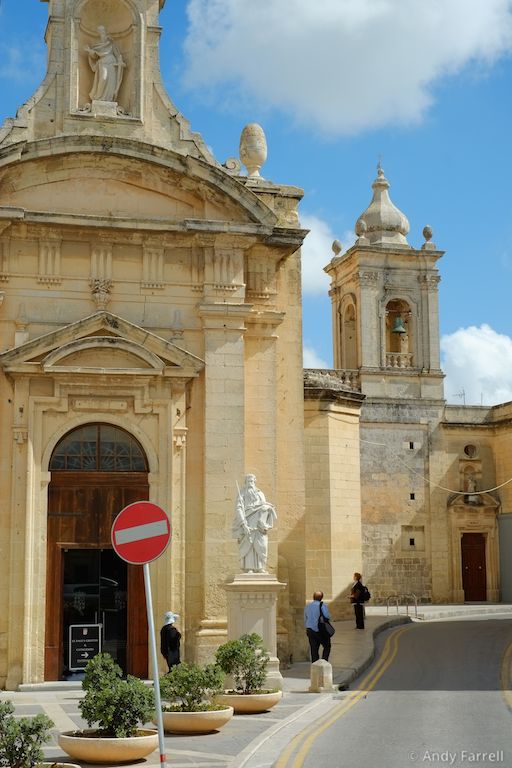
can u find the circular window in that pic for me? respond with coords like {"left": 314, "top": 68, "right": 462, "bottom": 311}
{"left": 464, "top": 444, "right": 477, "bottom": 458}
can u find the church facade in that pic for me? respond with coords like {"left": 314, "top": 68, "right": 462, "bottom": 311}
{"left": 0, "top": 0, "right": 510, "bottom": 689}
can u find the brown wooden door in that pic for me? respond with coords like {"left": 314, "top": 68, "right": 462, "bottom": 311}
{"left": 45, "top": 472, "right": 149, "bottom": 680}
{"left": 461, "top": 532, "right": 487, "bottom": 601}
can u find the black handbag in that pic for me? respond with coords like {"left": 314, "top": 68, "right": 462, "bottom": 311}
{"left": 318, "top": 602, "right": 335, "bottom": 637}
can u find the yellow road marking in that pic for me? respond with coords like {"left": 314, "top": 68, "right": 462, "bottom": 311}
{"left": 274, "top": 624, "right": 413, "bottom": 768}
{"left": 500, "top": 640, "right": 512, "bottom": 711}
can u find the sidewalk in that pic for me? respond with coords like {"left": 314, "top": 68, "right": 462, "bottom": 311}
{"left": 3, "top": 605, "right": 512, "bottom": 768}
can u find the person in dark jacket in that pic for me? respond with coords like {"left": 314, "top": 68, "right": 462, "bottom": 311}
{"left": 350, "top": 572, "right": 365, "bottom": 629}
{"left": 160, "top": 611, "right": 181, "bottom": 671}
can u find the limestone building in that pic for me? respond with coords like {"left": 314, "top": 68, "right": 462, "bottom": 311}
{"left": 0, "top": 0, "right": 307, "bottom": 688}
{"left": 322, "top": 166, "right": 512, "bottom": 613}
{"left": 0, "top": 0, "right": 510, "bottom": 690}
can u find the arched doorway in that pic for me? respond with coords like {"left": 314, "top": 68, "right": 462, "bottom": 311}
{"left": 44, "top": 423, "right": 150, "bottom": 680}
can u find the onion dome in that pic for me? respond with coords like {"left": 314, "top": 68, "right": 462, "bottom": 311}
{"left": 355, "top": 165, "right": 410, "bottom": 248}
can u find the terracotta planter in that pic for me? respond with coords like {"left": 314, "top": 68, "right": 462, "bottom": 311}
{"left": 58, "top": 729, "right": 158, "bottom": 764}
{"left": 158, "top": 706, "right": 234, "bottom": 734}
{"left": 217, "top": 690, "right": 282, "bottom": 714}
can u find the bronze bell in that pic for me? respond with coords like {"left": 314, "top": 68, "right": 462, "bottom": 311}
{"left": 392, "top": 315, "right": 407, "bottom": 334}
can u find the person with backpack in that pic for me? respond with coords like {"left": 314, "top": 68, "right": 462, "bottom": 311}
{"left": 304, "top": 590, "right": 333, "bottom": 662}
{"left": 350, "top": 572, "right": 370, "bottom": 629}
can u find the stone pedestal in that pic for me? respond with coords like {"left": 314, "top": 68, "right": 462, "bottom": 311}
{"left": 91, "top": 100, "right": 118, "bottom": 118}
{"left": 224, "top": 573, "right": 286, "bottom": 690}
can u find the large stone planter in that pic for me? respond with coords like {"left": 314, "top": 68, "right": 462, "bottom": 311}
{"left": 158, "top": 706, "right": 234, "bottom": 734}
{"left": 217, "top": 690, "right": 282, "bottom": 714}
{"left": 58, "top": 729, "right": 158, "bottom": 764}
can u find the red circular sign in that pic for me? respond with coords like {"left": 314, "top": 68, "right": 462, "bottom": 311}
{"left": 111, "top": 501, "right": 171, "bottom": 565}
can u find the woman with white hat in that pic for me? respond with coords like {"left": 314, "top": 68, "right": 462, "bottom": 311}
{"left": 160, "top": 611, "right": 181, "bottom": 672}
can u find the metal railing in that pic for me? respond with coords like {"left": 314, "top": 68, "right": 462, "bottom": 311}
{"left": 386, "top": 592, "right": 418, "bottom": 618}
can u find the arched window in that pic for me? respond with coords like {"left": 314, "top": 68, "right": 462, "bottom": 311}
{"left": 50, "top": 424, "right": 148, "bottom": 472}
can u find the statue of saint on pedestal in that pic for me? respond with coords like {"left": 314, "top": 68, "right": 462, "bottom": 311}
{"left": 233, "top": 474, "right": 277, "bottom": 573}
{"left": 85, "top": 26, "right": 125, "bottom": 103}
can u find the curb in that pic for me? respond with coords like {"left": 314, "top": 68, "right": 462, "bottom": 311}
{"left": 334, "top": 615, "right": 411, "bottom": 687}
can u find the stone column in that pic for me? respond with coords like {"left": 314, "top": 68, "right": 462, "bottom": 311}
{"left": 195, "top": 302, "right": 252, "bottom": 663}
{"left": 224, "top": 573, "right": 286, "bottom": 690}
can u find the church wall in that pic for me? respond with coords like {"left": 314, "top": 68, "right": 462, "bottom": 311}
{"left": 304, "top": 391, "right": 363, "bottom": 628}
{"left": 360, "top": 402, "right": 444, "bottom": 602}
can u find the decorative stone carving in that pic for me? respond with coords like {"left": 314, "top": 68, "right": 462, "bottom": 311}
{"left": 0, "top": 240, "right": 9, "bottom": 282}
{"left": 142, "top": 246, "right": 165, "bottom": 289}
{"left": 90, "top": 278, "right": 112, "bottom": 310}
{"left": 223, "top": 157, "right": 242, "bottom": 176}
{"left": 85, "top": 27, "right": 125, "bottom": 104}
{"left": 38, "top": 240, "right": 62, "bottom": 285}
{"left": 418, "top": 274, "right": 441, "bottom": 291}
{"left": 14, "top": 304, "right": 29, "bottom": 346}
{"left": 233, "top": 475, "right": 277, "bottom": 573}
{"left": 357, "top": 269, "right": 379, "bottom": 286}
{"left": 239, "top": 123, "right": 267, "bottom": 179}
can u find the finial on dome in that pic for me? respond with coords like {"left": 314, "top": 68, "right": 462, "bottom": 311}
{"left": 354, "top": 166, "right": 410, "bottom": 248}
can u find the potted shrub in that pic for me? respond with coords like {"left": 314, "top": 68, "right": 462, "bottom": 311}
{"left": 0, "top": 700, "right": 78, "bottom": 768}
{"left": 157, "top": 662, "right": 233, "bottom": 734}
{"left": 58, "top": 653, "right": 157, "bottom": 764}
{"left": 215, "top": 633, "right": 282, "bottom": 713}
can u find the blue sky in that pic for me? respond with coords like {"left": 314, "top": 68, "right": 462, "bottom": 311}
{"left": 2, "top": 0, "right": 512, "bottom": 405}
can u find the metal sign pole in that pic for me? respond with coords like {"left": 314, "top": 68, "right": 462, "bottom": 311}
{"left": 143, "top": 563, "right": 167, "bottom": 768}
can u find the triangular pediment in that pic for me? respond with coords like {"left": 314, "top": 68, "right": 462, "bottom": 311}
{"left": 0, "top": 311, "right": 204, "bottom": 379}
{"left": 448, "top": 492, "right": 499, "bottom": 510}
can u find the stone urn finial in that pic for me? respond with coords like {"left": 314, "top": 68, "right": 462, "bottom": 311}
{"left": 239, "top": 123, "right": 267, "bottom": 179}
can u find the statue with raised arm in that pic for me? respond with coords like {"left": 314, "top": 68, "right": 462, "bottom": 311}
{"left": 233, "top": 474, "right": 277, "bottom": 573}
{"left": 85, "top": 26, "right": 125, "bottom": 103}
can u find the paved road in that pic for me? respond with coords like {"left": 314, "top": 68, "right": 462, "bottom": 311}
{"left": 274, "top": 618, "right": 512, "bottom": 768}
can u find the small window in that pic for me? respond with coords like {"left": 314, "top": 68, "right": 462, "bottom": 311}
{"left": 409, "top": 441, "right": 414, "bottom": 450}
{"left": 464, "top": 444, "right": 477, "bottom": 458}
{"left": 409, "top": 538, "right": 415, "bottom": 547}
{"left": 410, "top": 493, "right": 415, "bottom": 500}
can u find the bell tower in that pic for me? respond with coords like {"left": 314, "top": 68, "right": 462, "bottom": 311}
{"left": 325, "top": 166, "right": 444, "bottom": 401}
{"left": 0, "top": 0, "right": 212, "bottom": 159}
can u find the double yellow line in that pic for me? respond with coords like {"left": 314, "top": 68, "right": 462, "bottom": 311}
{"left": 275, "top": 624, "right": 413, "bottom": 768}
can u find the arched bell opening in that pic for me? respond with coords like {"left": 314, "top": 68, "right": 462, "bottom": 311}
{"left": 385, "top": 298, "right": 412, "bottom": 368}
{"left": 45, "top": 423, "right": 150, "bottom": 681}
{"left": 341, "top": 302, "right": 358, "bottom": 370}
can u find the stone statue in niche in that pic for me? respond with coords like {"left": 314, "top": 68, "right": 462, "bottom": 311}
{"left": 233, "top": 474, "right": 277, "bottom": 573}
{"left": 85, "top": 26, "right": 125, "bottom": 103}
{"left": 466, "top": 474, "right": 477, "bottom": 493}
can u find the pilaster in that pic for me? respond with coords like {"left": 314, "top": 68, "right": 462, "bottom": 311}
{"left": 195, "top": 303, "right": 252, "bottom": 662}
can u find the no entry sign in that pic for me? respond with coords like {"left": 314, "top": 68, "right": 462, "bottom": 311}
{"left": 111, "top": 501, "right": 171, "bottom": 565}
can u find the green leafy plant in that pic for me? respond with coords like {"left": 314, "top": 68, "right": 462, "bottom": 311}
{"left": 215, "top": 633, "right": 270, "bottom": 694}
{"left": 159, "top": 662, "right": 225, "bottom": 712}
{"left": 78, "top": 653, "right": 154, "bottom": 738}
{"left": 0, "top": 700, "right": 54, "bottom": 768}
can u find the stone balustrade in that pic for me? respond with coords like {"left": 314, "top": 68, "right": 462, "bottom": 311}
{"left": 386, "top": 352, "right": 413, "bottom": 368}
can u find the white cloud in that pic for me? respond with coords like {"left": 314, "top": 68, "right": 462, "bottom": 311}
{"left": 303, "top": 345, "right": 329, "bottom": 369}
{"left": 183, "top": 0, "right": 512, "bottom": 136}
{"left": 441, "top": 325, "right": 512, "bottom": 406}
{"left": 300, "top": 215, "right": 335, "bottom": 296}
